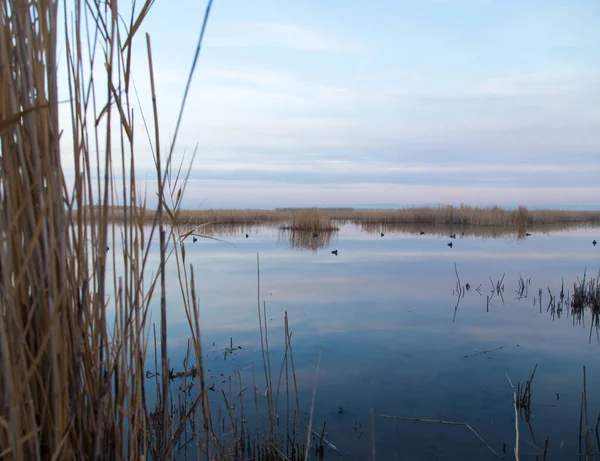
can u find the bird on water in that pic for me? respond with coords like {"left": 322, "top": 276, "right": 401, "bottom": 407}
{"left": 331, "top": 250, "right": 338, "bottom": 256}
{"left": 193, "top": 237, "right": 197, "bottom": 243}
{"left": 447, "top": 242, "right": 453, "bottom": 248}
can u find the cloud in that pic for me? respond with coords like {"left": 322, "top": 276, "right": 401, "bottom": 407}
{"left": 207, "top": 67, "right": 351, "bottom": 98}
{"left": 470, "top": 68, "right": 600, "bottom": 97}
{"left": 137, "top": 179, "right": 600, "bottom": 209}
{"left": 206, "top": 21, "right": 361, "bottom": 53}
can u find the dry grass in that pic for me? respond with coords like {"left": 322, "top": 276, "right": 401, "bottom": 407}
{"left": 0, "top": 1, "right": 305, "bottom": 460}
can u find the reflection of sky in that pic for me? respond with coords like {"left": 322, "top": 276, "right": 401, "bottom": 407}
{"left": 105, "top": 224, "right": 599, "bottom": 459}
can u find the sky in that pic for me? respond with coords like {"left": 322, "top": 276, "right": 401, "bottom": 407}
{"left": 57, "top": 0, "right": 600, "bottom": 209}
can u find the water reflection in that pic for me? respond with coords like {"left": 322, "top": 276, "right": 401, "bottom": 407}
{"left": 276, "top": 228, "right": 338, "bottom": 252}
{"left": 176, "top": 222, "right": 273, "bottom": 238}
{"left": 452, "top": 267, "right": 600, "bottom": 339}
{"left": 356, "top": 221, "right": 600, "bottom": 240}
{"left": 178, "top": 220, "right": 600, "bottom": 245}
{"left": 103, "top": 223, "right": 600, "bottom": 460}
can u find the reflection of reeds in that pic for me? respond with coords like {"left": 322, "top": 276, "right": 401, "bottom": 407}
{"left": 578, "top": 366, "right": 600, "bottom": 459}
{"left": 570, "top": 271, "right": 600, "bottom": 341}
{"left": 178, "top": 222, "right": 271, "bottom": 238}
{"left": 278, "top": 229, "right": 337, "bottom": 252}
{"left": 509, "top": 271, "right": 599, "bottom": 336}
{"left": 359, "top": 221, "right": 600, "bottom": 240}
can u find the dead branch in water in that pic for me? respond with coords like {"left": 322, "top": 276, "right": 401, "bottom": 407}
{"left": 374, "top": 414, "right": 502, "bottom": 459}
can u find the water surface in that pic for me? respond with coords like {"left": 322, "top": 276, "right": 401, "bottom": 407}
{"left": 111, "top": 223, "right": 600, "bottom": 460}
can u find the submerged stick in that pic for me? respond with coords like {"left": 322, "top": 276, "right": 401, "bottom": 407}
{"left": 304, "top": 424, "right": 340, "bottom": 453}
{"left": 374, "top": 414, "right": 502, "bottom": 459}
{"left": 463, "top": 346, "right": 503, "bottom": 358}
{"left": 454, "top": 262, "right": 462, "bottom": 293}
{"left": 371, "top": 408, "right": 376, "bottom": 461}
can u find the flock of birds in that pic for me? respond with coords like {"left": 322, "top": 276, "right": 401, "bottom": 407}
{"left": 186, "top": 231, "right": 599, "bottom": 257}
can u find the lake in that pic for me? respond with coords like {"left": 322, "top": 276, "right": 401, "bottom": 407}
{"left": 109, "top": 223, "right": 600, "bottom": 460}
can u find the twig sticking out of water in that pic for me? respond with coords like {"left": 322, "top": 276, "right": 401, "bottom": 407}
{"left": 304, "top": 349, "right": 322, "bottom": 461}
{"left": 546, "top": 286, "right": 556, "bottom": 314}
{"left": 489, "top": 273, "right": 506, "bottom": 306}
{"left": 518, "top": 364, "right": 538, "bottom": 413}
{"left": 454, "top": 262, "right": 465, "bottom": 296}
{"left": 505, "top": 373, "right": 521, "bottom": 461}
{"left": 304, "top": 423, "right": 340, "bottom": 453}
{"left": 373, "top": 414, "right": 502, "bottom": 459}
{"left": 452, "top": 262, "right": 466, "bottom": 322}
{"left": 516, "top": 274, "right": 530, "bottom": 299}
{"left": 506, "top": 363, "right": 538, "bottom": 461}
{"left": 579, "top": 365, "right": 599, "bottom": 459}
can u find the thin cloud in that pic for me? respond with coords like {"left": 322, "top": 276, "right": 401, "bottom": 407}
{"left": 470, "top": 68, "right": 600, "bottom": 97}
{"left": 206, "top": 21, "right": 362, "bottom": 53}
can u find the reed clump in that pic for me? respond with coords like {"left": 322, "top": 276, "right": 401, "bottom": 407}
{"left": 0, "top": 2, "right": 306, "bottom": 460}
{"left": 283, "top": 208, "right": 338, "bottom": 232}
{"left": 571, "top": 271, "right": 600, "bottom": 325}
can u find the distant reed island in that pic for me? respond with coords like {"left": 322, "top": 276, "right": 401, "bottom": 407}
{"left": 86, "top": 205, "right": 600, "bottom": 231}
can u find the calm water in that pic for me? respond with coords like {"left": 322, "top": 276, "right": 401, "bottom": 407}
{"left": 109, "top": 223, "right": 600, "bottom": 460}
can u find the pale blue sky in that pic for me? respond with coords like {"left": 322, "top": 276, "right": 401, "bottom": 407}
{"left": 59, "top": 0, "right": 600, "bottom": 208}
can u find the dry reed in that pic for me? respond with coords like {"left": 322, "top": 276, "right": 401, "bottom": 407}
{"left": 285, "top": 208, "right": 338, "bottom": 232}
{"left": 0, "top": 1, "right": 306, "bottom": 460}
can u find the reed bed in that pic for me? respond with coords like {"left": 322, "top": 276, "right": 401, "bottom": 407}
{"left": 94, "top": 205, "right": 600, "bottom": 229}
{"left": 333, "top": 205, "right": 600, "bottom": 227}
{"left": 0, "top": 1, "right": 308, "bottom": 460}
{"left": 83, "top": 206, "right": 289, "bottom": 225}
